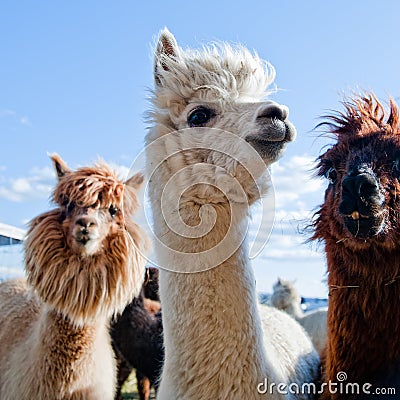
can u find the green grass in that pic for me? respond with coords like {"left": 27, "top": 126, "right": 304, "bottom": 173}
{"left": 120, "top": 371, "right": 156, "bottom": 400}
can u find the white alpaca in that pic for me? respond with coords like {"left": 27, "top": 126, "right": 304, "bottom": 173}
{"left": 0, "top": 155, "right": 148, "bottom": 400}
{"left": 145, "top": 29, "right": 319, "bottom": 400}
{"left": 270, "top": 278, "right": 328, "bottom": 356}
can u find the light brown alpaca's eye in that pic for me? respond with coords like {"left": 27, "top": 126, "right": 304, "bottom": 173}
{"left": 109, "top": 205, "right": 118, "bottom": 217}
{"left": 325, "top": 167, "right": 338, "bottom": 184}
{"left": 66, "top": 202, "right": 75, "bottom": 213}
{"left": 188, "top": 107, "right": 214, "bottom": 127}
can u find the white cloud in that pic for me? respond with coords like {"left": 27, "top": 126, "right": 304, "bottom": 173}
{"left": 0, "top": 187, "right": 23, "bottom": 202}
{"left": 248, "top": 153, "right": 328, "bottom": 297}
{"left": 29, "top": 166, "right": 54, "bottom": 181}
{"left": 0, "top": 109, "right": 32, "bottom": 127}
{"left": 0, "top": 166, "right": 55, "bottom": 202}
{"left": 12, "top": 178, "right": 32, "bottom": 194}
{"left": 0, "top": 110, "right": 16, "bottom": 118}
{"left": 270, "top": 154, "right": 324, "bottom": 211}
{"left": 0, "top": 162, "right": 133, "bottom": 204}
{"left": 19, "top": 116, "right": 32, "bottom": 126}
{"left": 115, "top": 165, "right": 131, "bottom": 180}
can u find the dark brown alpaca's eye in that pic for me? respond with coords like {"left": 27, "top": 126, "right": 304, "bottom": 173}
{"left": 325, "top": 167, "right": 337, "bottom": 184}
{"left": 394, "top": 157, "right": 400, "bottom": 174}
{"left": 188, "top": 107, "right": 214, "bottom": 127}
{"left": 109, "top": 205, "right": 118, "bottom": 217}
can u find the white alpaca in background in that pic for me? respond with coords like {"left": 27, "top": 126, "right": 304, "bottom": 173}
{"left": 146, "top": 29, "right": 319, "bottom": 400}
{"left": 270, "top": 278, "right": 328, "bottom": 356}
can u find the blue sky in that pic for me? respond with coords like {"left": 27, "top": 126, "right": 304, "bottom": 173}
{"left": 1, "top": 1, "right": 400, "bottom": 296}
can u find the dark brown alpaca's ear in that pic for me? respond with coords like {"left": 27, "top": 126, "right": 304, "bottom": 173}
{"left": 125, "top": 173, "right": 144, "bottom": 190}
{"left": 387, "top": 98, "right": 400, "bottom": 129}
{"left": 154, "top": 27, "right": 180, "bottom": 86}
{"left": 50, "top": 153, "right": 71, "bottom": 180}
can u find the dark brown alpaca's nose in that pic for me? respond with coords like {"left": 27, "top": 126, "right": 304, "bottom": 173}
{"left": 339, "top": 170, "right": 385, "bottom": 238}
{"left": 339, "top": 171, "right": 382, "bottom": 216}
{"left": 342, "top": 173, "right": 379, "bottom": 199}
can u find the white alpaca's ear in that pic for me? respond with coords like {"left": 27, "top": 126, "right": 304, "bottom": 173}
{"left": 125, "top": 173, "right": 144, "bottom": 190}
{"left": 50, "top": 153, "right": 71, "bottom": 180}
{"left": 154, "top": 27, "right": 180, "bottom": 86}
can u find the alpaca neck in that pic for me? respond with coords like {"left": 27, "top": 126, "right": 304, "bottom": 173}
{"left": 283, "top": 302, "right": 303, "bottom": 320}
{"left": 38, "top": 306, "right": 104, "bottom": 360}
{"left": 157, "top": 200, "right": 269, "bottom": 394}
{"left": 21, "top": 304, "right": 114, "bottom": 398}
{"left": 325, "top": 241, "right": 400, "bottom": 387}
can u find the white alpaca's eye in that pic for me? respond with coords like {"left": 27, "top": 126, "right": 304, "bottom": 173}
{"left": 109, "top": 205, "right": 118, "bottom": 217}
{"left": 187, "top": 107, "right": 214, "bottom": 127}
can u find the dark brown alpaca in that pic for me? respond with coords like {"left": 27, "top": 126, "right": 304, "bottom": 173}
{"left": 111, "top": 267, "right": 163, "bottom": 400}
{"left": 313, "top": 94, "right": 400, "bottom": 399}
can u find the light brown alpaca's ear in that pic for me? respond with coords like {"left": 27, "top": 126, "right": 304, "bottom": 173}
{"left": 50, "top": 153, "right": 71, "bottom": 180}
{"left": 154, "top": 27, "right": 180, "bottom": 86}
{"left": 125, "top": 173, "right": 144, "bottom": 190}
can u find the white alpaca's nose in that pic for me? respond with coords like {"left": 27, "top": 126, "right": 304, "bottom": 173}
{"left": 256, "top": 102, "right": 288, "bottom": 122}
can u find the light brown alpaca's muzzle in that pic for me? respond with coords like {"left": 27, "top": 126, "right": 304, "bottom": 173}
{"left": 71, "top": 213, "right": 102, "bottom": 254}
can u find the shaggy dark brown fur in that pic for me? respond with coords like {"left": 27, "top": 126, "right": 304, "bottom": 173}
{"left": 143, "top": 266, "right": 160, "bottom": 301}
{"left": 313, "top": 94, "right": 400, "bottom": 399}
{"left": 111, "top": 267, "right": 163, "bottom": 400}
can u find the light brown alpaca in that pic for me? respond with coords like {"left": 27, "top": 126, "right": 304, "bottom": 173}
{"left": 0, "top": 155, "right": 148, "bottom": 400}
